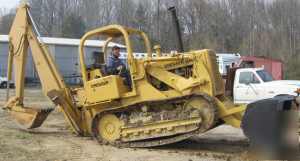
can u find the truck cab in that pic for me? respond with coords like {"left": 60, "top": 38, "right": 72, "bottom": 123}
{"left": 232, "top": 68, "right": 300, "bottom": 104}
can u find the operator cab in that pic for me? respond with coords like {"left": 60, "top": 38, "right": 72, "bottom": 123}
{"left": 79, "top": 25, "right": 152, "bottom": 104}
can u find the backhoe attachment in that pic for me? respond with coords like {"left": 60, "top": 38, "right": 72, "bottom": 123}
{"left": 3, "top": 4, "right": 83, "bottom": 135}
{"left": 2, "top": 4, "right": 55, "bottom": 130}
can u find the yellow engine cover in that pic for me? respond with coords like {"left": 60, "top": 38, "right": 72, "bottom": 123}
{"left": 84, "top": 75, "right": 128, "bottom": 104}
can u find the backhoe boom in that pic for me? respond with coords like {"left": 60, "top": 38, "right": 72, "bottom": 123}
{"left": 4, "top": 4, "right": 83, "bottom": 135}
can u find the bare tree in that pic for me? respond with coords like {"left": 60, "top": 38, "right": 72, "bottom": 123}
{"left": 1, "top": 0, "right": 299, "bottom": 78}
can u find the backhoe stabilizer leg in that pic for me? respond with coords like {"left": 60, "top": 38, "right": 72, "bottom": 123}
{"left": 241, "top": 95, "right": 299, "bottom": 159}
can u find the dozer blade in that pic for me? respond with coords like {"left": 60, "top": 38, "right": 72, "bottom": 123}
{"left": 9, "top": 106, "right": 53, "bottom": 129}
{"left": 241, "top": 95, "right": 298, "bottom": 159}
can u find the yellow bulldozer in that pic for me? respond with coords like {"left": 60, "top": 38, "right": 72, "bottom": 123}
{"left": 2, "top": 4, "right": 299, "bottom": 155}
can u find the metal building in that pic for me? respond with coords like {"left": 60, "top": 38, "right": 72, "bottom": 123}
{"left": 0, "top": 35, "right": 125, "bottom": 84}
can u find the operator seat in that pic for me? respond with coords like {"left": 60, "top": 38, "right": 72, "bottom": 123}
{"left": 86, "top": 51, "right": 107, "bottom": 80}
{"left": 86, "top": 64, "right": 108, "bottom": 80}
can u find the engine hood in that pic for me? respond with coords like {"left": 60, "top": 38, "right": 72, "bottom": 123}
{"left": 264, "top": 80, "right": 300, "bottom": 87}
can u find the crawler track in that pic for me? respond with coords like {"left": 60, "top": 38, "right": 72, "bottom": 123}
{"left": 92, "top": 93, "right": 219, "bottom": 148}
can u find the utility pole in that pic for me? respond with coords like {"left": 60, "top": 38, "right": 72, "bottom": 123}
{"left": 289, "top": 21, "right": 293, "bottom": 55}
{"left": 157, "top": 0, "right": 160, "bottom": 41}
{"left": 120, "top": 0, "right": 124, "bottom": 25}
{"left": 249, "top": 15, "right": 253, "bottom": 56}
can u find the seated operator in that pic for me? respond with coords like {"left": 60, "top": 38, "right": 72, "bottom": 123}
{"left": 106, "top": 46, "right": 131, "bottom": 88}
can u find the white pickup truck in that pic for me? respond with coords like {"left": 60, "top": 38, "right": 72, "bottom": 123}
{"left": 227, "top": 68, "right": 300, "bottom": 104}
{"left": 0, "top": 76, "right": 14, "bottom": 88}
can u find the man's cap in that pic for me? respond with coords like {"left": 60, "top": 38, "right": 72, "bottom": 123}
{"left": 112, "top": 45, "right": 120, "bottom": 50}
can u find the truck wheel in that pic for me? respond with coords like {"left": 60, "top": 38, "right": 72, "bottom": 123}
{"left": 0, "top": 82, "right": 7, "bottom": 88}
{"left": 9, "top": 84, "right": 15, "bottom": 89}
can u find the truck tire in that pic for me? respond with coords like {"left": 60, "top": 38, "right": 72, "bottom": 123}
{"left": 0, "top": 82, "right": 7, "bottom": 88}
{"left": 9, "top": 84, "right": 15, "bottom": 88}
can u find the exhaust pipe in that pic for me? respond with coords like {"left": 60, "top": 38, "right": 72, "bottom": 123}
{"left": 168, "top": 6, "right": 184, "bottom": 52}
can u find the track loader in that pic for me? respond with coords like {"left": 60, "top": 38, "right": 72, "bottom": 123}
{"left": 3, "top": 4, "right": 299, "bottom": 153}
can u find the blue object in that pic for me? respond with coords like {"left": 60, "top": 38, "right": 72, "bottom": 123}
{"left": 106, "top": 55, "right": 131, "bottom": 87}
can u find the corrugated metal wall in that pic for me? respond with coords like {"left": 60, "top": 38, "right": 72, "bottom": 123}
{"left": 0, "top": 42, "right": 109, "bottom": 84}
{"left": 0, "top": 42, "right": 34, "bottom": 78}
{"left": 0, "top": 43, "right": 8, "bottom": 77}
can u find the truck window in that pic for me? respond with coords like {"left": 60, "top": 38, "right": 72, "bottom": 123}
{"left": 239, "top": 72, "right": 260, "bottom": 84}
{"left": 256, "top": 70, "right": 273, "bottom": 82}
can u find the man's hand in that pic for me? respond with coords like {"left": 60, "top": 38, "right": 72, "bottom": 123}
{"left": 117, "top": 65, "right": 123, "bottom": 71}
{"left": 116, "top": 65, "right": 124, "bottom": 75}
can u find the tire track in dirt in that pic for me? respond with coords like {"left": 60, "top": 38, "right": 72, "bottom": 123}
{"left": 0, "top": 89, "right": 254, "bottom": 161}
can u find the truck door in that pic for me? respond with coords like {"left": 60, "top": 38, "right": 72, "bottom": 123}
{"left": 234, "top": 71, "right": 261, "bottom": 104}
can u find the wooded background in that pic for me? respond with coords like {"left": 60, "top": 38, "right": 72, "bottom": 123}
{"left": 0, "top": 0, "right": 299, "bottom": 79}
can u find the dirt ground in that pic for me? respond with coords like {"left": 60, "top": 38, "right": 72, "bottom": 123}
{"left": 0, "top": 88, "right": 251, "bottom": 161}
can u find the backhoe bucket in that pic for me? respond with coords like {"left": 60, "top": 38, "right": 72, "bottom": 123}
{"left": 9, "top": 106, "right": 53, "bottom": 129}
{"left": 241, "top": 95, "right": 298, "bottom": 159}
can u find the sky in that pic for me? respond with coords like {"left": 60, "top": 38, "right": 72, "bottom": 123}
{"left": 0, "top": 0, "right": 19, "bottom": 9}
